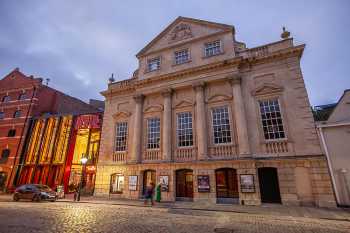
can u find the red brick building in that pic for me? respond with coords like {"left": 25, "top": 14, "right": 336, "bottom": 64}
{"left": 0, "top": 68, "right": 100, "bottom": 192}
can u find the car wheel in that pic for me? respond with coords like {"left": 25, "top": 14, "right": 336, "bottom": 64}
{"left": 13, "top": 194, "right": 20, "bottom": 202}
{"left": 33, "top": 195, "right": 41, "bottom": 202}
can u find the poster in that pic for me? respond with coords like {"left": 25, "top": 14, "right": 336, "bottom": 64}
{"left": 240, "top": 174, "right": 255, "bottom": 193}
{"left": 159, "top": 176, "right": 169, "bottom": 192}
{"left": 129, "top": 175, "right": 138, "bottom": 191}
{"left": 197, "top": 175, "right": 210, "bottom": 192}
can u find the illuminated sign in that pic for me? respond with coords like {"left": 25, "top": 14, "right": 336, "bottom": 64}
{"left": 75, "top": 114, "right": 101, "bottom": 130}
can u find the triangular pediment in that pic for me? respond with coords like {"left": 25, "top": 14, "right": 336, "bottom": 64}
{"left": 0, "top": 68, "right": 42, "bottom": 92}
{"left": 137, "top": 16, "right": 234, "bottom": 57}
{"left": 207, "top": 94, "right": 232, "bottom": 103}
{"left": 144, "top": 105, "right": 163, "bottom": 113}
{"left": 175, "top": 100, "right": 193, "bottom": 108}
{"left": 252, "top": 83, "right": 284, "bottom": 96}
{"left": 112, "top": 111, "right": 131, "bottom": 119}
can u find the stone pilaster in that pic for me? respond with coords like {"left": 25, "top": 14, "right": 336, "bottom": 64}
{"left": 162, "top": 89, "right": 172, "bottom": 161}
{"left": 193, "top": 82, "right": 208, "bottom": 160}
{"left": 230, "top": 75, "right": 250, "bottom": 156}
{"left": 131, "top": 94, "right": 144, "bottom": 163}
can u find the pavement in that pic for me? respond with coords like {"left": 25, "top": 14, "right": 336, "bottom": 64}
{"left": 1, "top": 198, "right": 350, "bottom": 233}
{"left": 1, "top": 193, "right": 349, "bottom": 222}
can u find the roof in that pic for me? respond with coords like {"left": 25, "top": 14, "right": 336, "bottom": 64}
{"left": 136, "top": 16, "right": 235, "bottom": 57}
{"left": 312, "top": 103, "right": 337, "bottom": 121}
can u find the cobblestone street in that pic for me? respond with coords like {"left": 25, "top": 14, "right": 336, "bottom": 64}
{"left": 0, "top": 201, "right": 349, "bottom": 233}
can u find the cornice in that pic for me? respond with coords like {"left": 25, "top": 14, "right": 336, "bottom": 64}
{"left": 103, "top": 44, "right": 305, "bottom": 98}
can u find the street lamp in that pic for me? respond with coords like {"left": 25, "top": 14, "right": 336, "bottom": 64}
{"left": 77, "top": 155, "right": 88, "bottom": 201}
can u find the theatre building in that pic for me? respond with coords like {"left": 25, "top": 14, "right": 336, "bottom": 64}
{"left": 0, "top": 68, "right": 100, "bottom": 192}
{"left": 94, "top": 17, "right": 336, "bottom": 207}
{"left": 16, "top": 113, "right": 102, "bottom": 194}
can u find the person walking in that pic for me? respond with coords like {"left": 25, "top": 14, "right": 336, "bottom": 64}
{"left": 144, "top": 182, "right": 155, "bottom": 206}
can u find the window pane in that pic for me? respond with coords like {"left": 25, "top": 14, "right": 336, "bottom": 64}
{"left": 115, "top": 122, "right": 128, "bottom": 151}
{"left": 13, "top": 110, "right": 21, "bottom": 118}
{"left": 148, "top": 57, "right": 160, "bottom": 71}
{"left": 259, "top": 99, "right": 286, "bottom": 140}
{"left": 147, "top": 118, "right": 160, "bottom": 149}
{"left": 175, "top": 49, "right": 189, "bottom": 65}
{"left": 2, "top": 96, "right": 10, "bottom": 102}
{"left": 177, "top": 112, "right": 193, "bottom": 147}
{"left": 212, "top": 106, "right": 232, "bottom": 144}
{"left": 205, "top": 40, "right": 221, "bottom": 57}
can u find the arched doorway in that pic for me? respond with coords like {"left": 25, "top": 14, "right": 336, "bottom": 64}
{"left": 176, "top": 169, "right": 193, "bottom": 201}
{"left": 0, "top": 172, "right": 7, "bottom": 192}
{"left": 142, "top": 170, "right": 156, "bottom": 196}
{"left": 215, "top": 168, "right": 239, "bottom": 204}
{"left": 258, "top": 167, "right": 281, "bottom": 203}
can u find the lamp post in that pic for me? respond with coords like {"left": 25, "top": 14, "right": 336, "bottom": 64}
{"left": 77, "top": 155, "right": 88, "bottom": 201}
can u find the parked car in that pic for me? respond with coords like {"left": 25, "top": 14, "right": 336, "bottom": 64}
{"left": 13, "top": 184, "right": 58, "bottom": 202}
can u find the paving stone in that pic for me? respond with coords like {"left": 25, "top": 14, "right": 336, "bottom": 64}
{"left": 0, "top": 201, "right": 349, "bottom": 233}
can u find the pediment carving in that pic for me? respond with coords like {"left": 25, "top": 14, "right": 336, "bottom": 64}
{"left": 168, "top": 23, "right": 193, "bottom": 43}
{"left": 252, "top": 83, "right": 284, "bottom": 96}
{"left": 175, "top": 100, "right": 193, "bottom": 108}
{"left": 144, "top": 105, "right": 163, "bottom": 113}
{"left": 112, "top": 111, "right": 131, "bottom": 119}
{"left": 207, "top": 94, "right": 232, "bottom": 103}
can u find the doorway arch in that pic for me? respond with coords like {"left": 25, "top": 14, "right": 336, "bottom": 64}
{"left": 258, "top": 167, "right": 281, "bottom": 203}
{"left": 215, "top": 168, "right": 239, "bottom": 204}
{"left": 142, "top": 170, "right": 156, "bottom": 196}
{"left": 176, "top": 169, "right": 193, "bottom": 201}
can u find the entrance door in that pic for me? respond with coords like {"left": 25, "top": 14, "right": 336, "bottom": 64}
{"left": 176, "top": 169, "right": 193, "bottom": 201}
{"left": 216, "top": 168, "right": 239, "bottom": 204}
{"left": 258, "top": 167, "right": 281, "bottom": 203}
{"left": 142, "top": 170, "right": 156, "bottom": 195}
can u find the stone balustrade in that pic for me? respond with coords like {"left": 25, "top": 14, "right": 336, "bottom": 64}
{"left": 175, "top": 147, "right": 196, "bottom": 162}
{"left": 209, "top": 145, "right": 237, "bottom": 158}
{"left": 112, "top": 152, "right": 126, "bottom": 163}
{"left": 263, "top": 140, "right": 289, "bottom": 154}
{"left": 143, "top": 150, "right": 161, "bottom": 161}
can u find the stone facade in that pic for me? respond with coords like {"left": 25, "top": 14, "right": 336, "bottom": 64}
{"left": 317, "top": 90, "right": 350, "bottom": 207}
{"left": 94, "top": 17, "right": 336, "bottom": 207}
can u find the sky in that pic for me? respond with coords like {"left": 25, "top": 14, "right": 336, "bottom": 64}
{"left": 0, "top": 0, "right": 349, "bottom": 105}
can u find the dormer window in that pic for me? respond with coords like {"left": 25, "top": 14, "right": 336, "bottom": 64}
{"left": 2, "top": 95, "right": 10, "bottom": 103}
{"left": 174, "top": 49, "right": 189, "bottom": 65}
{"left": 204, "top": 40, "right": 222, "bottom": 57}
{"left": 147, "top": 57, "right": 160, "bottom": 72}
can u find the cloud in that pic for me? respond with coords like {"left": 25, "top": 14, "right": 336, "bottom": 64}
{"left": 0, "top": 0, "right": 349, "bottom": 105}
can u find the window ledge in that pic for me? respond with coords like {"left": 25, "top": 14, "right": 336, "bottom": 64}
{"left": 172, "top": 59, "right": 192, "bottom": 67}
{"left": 202, "top": 51, "right": 225, "bottom": 59}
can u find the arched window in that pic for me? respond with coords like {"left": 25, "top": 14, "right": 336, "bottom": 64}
{"left": 8, "top": 129, "right": 16, "bottom": 137}
{"left": 0, "top": 149, "right": 10, "bottom": 164}
{"left": 2, "top": 95, "right": 10, "bottom": 102}
{"left": 13, "top": 110, "right": 21, "bottom": 118}
{"left": 110, "top": 174, "right": 124, "bottom": 194}
{"left": 18, "top": 93, "right": 27, "bottom": 100}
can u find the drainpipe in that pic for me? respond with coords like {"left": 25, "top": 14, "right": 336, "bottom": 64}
{"left": 318, "top": 126, "right": 341, "bottom": 205}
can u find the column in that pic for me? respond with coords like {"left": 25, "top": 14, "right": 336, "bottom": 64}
{"left": 131, "top": 94, "right": 144, "bottom": 163}
{"left": 231, "top": 75, "right": 250, "bottom": 156}
{"left": 193, "top": 82, "right": 208, "bottom": 160}
{"left": 162, "top": 89, "right": 172, "bottom": 161}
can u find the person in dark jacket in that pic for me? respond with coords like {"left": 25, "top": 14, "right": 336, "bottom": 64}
{"left": 144, "top": 182, "right": 155, "bottom": 206}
